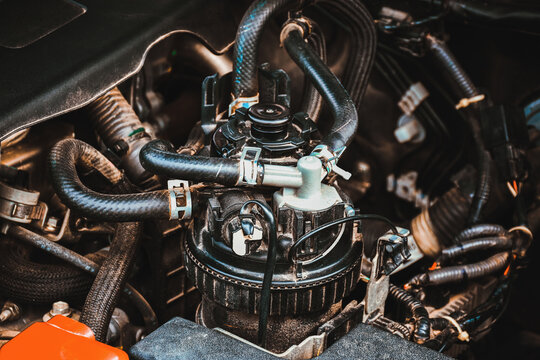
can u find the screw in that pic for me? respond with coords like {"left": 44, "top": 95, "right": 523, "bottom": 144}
{"left": 0, "top": 301, "right": 21, "bottom": 323}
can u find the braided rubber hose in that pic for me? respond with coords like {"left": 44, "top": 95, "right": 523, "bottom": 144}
{"left": 49, "top": 138, "right": 171, "bottom": 221}
{"left": 301, "top": 24, "right": 326, "bottom": 122}
{"left": 389, "top": 284, "right": 431, "bottom": 344}
{"left": 284, "top": 28, "right": 357, "bottom": 152}
{"left": 5, "top": 224, "right": 157, "bottom": 331}
{"left": 88, "top": 87, "right": 153, "bottom": 185}
{"left": 232, "top": 0, "right": 302, "bottom": 99}
{"left": 140, "top": 139, "right": 241, "bottom": 185}
{"left": 409, "top": 252, "right": 510, "bottom": 287}
{"left": 0, "top": 240, "right": 98, "bottom": 304}
{"left": 80, "top": 222, "right": 142, "bottom": 342}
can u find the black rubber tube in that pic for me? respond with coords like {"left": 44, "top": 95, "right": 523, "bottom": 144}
{"left": 49, "top": 138, "right": 171, "bottom": 221}
{"left": 389, "top": 284, "right": 431, "bottom": 344}
{"left": 409, "top": 252, "right": 510, "bottom": 287}
{"left": 80, "top": 222, "right": 143, "bottom": 342}
{"left": 440, "top": 236, "right": 513, "bottom": 262}
{"left": 5, "top": 224, "right": 158, "bottom": 332}
{"left": 140, "top": 139, "right": 241, "bottom": 185}
{"left": 232, "top": 0, "right": 301, "bottom": 99}
{"left": 284, "top": 29, "right": 358, "bottom": 152}
{"left": 240, "top": 200, "right": 278, "bottom": 349}
{"left": 301, "top": 23, "right": 326, "bottom": 122}
{"left": 454, "top": 224, "right": 506, "bottom": 243}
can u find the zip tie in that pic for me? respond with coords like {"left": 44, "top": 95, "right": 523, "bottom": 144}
{"left": 455, "top": 94, "right": 485, "bottom": 110}
{"left": 441, "top": 316, "right": 469, "bottom": 342}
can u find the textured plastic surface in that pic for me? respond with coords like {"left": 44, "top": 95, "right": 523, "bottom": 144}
{"left": 129, "top": 316, "right": 448, "bottom": 360}
{"left": 0, "top": 315, "right": 128, "bottom": 360}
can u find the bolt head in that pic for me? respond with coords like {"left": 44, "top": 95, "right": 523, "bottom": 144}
{"left": 52, "top": 301, "right": 70, "bottom": 315}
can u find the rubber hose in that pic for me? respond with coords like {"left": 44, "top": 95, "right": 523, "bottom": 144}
{"left": 139, "top": 139, "right": 241, "bottom": 185}
{"left": 49, "top": 138, "right": 171, "bottom": 221}
{"left": 409, "top": 252, "right": 510, "bottom": 287}
{"left": 88, "top": 87, "right": 154, "bottom": 185}
{"left": 429, "top": 187, "right": 471, "bottom": 246}
{"left": 232, "top": 0, "right": 301, "bottom": 99}
{"left": 284, "top": 29, "right": 358, "bottom": 152}
{"left": 440, "top": 236, "right": 513, "bottom": 262}
{"left": 389, "top": 284, "right": 431, "bottom": 344}
{"left": 454, "top": 224, "right": 506, "bottom": 243}
{"left": 315, "top": 0, "right": 377, "bottom": 108}
{"left": 5, "top": 224, "right": 158, "bottom": 331}
{"left": 80, "top": 222, "right": 142, "bottom": 342}
{"left": 0, "top": 239, "right": 100, "bottom": 304}
{"left": 301, "top": 25, "right": 326, "bottom": 122}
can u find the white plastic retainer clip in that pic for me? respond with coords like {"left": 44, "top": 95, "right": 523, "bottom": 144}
{"left": 239, "top": 147, "right": 262, "bottom": 185}
{"left": 168, "top": 180, "right": 192, "bottom": 220}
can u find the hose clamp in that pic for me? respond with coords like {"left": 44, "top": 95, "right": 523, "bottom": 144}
{"left": 239, "top": 147, "right": 262, "bottom": 185}
{"left": 168, "top": 180, "right": 191, "bottom": 220}
{"left": 311, "top": 145, "right": 352, "bottom": 180}
{"left": 280, "top": 17, "right": 312, "bottom": 46}
{"left": 0, "top": 181, "right": 46, "bottom": 224}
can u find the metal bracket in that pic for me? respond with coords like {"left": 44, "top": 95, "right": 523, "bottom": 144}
{"left": 167, "top": 180, "right": 191, "bottom": 220}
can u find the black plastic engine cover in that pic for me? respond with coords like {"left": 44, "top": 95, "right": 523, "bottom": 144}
{"left": 0, "top": 0, "right": 244, "bottom": 141}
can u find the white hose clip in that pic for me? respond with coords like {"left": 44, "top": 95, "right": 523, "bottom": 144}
{"left": 168, "top": 180, "right": 191, "bottom": 220}
{"left": 239, "top": 147, "right": 262, "bottom": 185}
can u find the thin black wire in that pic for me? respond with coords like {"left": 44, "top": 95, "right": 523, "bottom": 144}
{"left": 380, "top": 14, "right": 444, "bottom": 31}
{"left": 239, "top": 200, "right": 278, "bottom": 349}
{"left": 288, "top": 214, "right": 405, "bottom": 263}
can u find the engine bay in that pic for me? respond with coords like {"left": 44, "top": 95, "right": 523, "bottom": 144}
{"left": 1, "top": 0, "right": 540, "bottom": 359}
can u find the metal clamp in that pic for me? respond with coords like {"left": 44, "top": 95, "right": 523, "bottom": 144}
{"left": 0, "top": 181, "right": 46, "bottom": 224}
{"left": 168, "top": 180, "right": 192, "bottom": 220}
{"left": 311, "top": 145, "right": 352, "bottom": 180}
{"left": 239, "top": 147, "right": 262, "bottom": 185}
